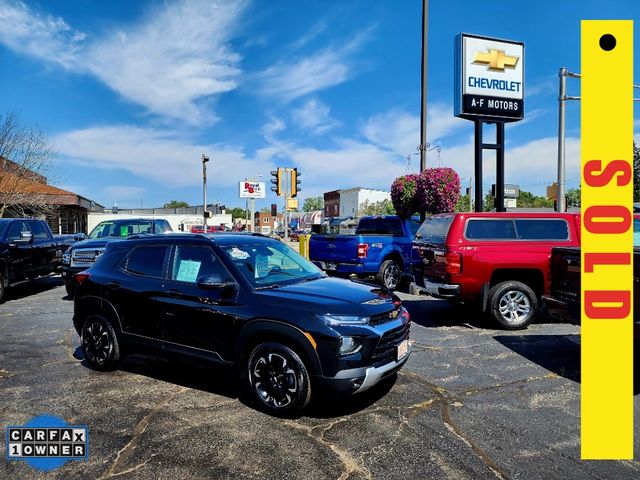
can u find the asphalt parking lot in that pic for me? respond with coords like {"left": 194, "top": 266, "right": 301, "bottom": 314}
{"left": 2, "top": 277, "right": 640, "bottom": 479}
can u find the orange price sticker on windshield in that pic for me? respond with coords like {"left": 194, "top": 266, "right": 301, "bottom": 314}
{"left": 581, "top": 20, "right": 634, "bottom": 459}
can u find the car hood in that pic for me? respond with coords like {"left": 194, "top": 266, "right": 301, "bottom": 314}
{"left": 257, "top": 276, "right": 395, "bottom": 315}
{"left": 69, "top": 238, "right": 115, "bottom": 250}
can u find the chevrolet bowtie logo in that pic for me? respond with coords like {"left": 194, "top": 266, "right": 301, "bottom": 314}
{"left": 472, "top": 49, "right": 519, "bottom": 71}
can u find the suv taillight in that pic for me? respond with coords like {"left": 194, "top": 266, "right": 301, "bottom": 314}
{"left": 445, "top": 252, "right": 462, "bottom": 275}
{"left": 357, "top": 243, "right": 369, "bottom": 259}
{"left": 75, "top": 272, "right": 91, "bottom": 285}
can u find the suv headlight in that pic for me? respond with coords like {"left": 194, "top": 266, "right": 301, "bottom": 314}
{"left": 317, "top": 314, "right": 369, "bottom": 326}
{"left": 339, "top": 336, "right": 362, "bottom": 355}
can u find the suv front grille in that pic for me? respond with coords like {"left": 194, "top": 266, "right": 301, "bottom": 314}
{"left": 70, "top": 248, "right": 105, "bottom": 268}
{"left": 369, "top": 308, "right": 400, "bottom": 326}
{"left": 371, "top": 321, "right": 410, "bottom": 365}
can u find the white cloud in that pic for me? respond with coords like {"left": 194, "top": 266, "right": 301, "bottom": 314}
{"left": 0, "top": 0, "right": 86, "bottom": 69}
{"left": 0, "top": 0, "right": 247, "bottom": 123}
{"left": 257, "top": 31, "right": 370, "bottom": 102}
{"left": 86, "top": 0, "right": 247, "bottom": 123}
{"left": 362, "top": 104, "right": 467, "bottom": 155}
{"left": 438, "top": 135, "right": 580, "bottom": 195}
{"left": 291, "top": 99, "right": 338, "bottom": 134}
{"left": 54, "top": 125, "right": 270, "bottom": 188}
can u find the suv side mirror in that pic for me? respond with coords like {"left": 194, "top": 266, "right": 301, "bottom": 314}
{"left": 74, "top": 233, "right": 87, "bottom": 241}
{"left": 197, "top": 274, "right": 237, "bottom": 290}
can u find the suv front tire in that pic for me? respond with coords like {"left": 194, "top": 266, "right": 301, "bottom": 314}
{"left": 246, "top": 342, "right": 311, "bottom": 415}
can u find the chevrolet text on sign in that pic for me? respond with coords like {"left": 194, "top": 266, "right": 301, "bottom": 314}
{"left": 455, "top": 33, "right": 524, "bottom": 122}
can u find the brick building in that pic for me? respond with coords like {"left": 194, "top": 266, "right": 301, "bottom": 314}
{"left": 254, "top": 212, "right": 284, "bottom": 234}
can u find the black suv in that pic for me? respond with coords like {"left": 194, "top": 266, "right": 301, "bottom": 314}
{"left": 73, "top": 234, "right": 411, "bottom": 414}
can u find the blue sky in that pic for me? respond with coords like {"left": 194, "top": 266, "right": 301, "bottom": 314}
{"left": 0, "top": 0, "right": 638, "bottom": 210}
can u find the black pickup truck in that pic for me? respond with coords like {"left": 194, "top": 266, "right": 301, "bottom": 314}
{"left": 0, "top": 218, "right": 79, "bottom": 302}
{"left": 542, "top": 246, "right": 640, "bottom": 338}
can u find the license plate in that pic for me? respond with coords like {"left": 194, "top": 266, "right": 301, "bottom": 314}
{"left": 325, "top": 262, "right": 337, "bottom": 271}
{"left": 396, "top": 339, "right": 409, "bottom": 360}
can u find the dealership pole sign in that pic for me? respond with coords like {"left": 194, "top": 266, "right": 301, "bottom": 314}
{"left": 455, "top": 33, "right": 524, "bottom": 121}
{"left": 239, "top": 181, "right": 266, "bottom": 199}
{"left": 455, "top": 33, "right": 524, "bottom": 213}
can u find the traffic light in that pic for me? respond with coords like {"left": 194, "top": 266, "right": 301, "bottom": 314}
{"left": 270, "top": 168, "right": 284, "bottom": 196}
{"left": 271, "top": 203, "right": 277, "bottom": 216}
{"left": 291, "top": 168, "right": 302, "bottom": 198}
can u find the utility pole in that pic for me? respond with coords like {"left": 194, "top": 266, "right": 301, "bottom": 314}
{"left": 202, "top": 154, "right": 210, "bottom": 229}
{"left": 284, "top": 168, "right": 289, "bottom": 242}
{"left": 468, "top": 177, "right": 473, "bottom": 212}
{"left": 557, "top": 67, "right": 567, "bottom": 213}
{"left": 419, "top": 0, "right": 429, "bottom": 221}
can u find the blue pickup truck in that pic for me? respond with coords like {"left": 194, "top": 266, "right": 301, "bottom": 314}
{"left": 309, "top": 216, "right": 420, "bottom": 290}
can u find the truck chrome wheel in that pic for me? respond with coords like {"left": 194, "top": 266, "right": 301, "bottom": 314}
{"left": 498, "top": 290, "right": 531, "bottom": 325}
{"left": 379, "top": 260, "right": 401, "bottom": 291}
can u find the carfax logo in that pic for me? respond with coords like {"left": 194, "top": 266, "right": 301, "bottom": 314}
{"left": 6, "top": 414, "right": 88, "bottom": 471}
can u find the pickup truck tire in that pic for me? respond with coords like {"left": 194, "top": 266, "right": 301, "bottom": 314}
{"left": 246, "top": 342, "right": 311, "bottom": 416}
{"left": 81, "top": 315, "right": 121, "bottom": 370}
{"left": 377, "top": 260, "right": 401, "bottom": 291}
{"left": 488, "top": 281, "right": 538, "bottom": 330}
{"left": 0, "top": 272, "right": 4, "bottom": 303}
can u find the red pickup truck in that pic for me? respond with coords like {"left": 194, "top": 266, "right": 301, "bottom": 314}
{"left": 410, "top": 212, "right": 581, "bottom": 329}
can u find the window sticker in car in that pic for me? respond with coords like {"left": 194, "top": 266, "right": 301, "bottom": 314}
{"left": 255, "top": 254, "right": 269, "bottom": 278}
{"left": 229, "top": 247, "right": 249, "bottom": 260}
{"left": 176, "top": 260, "right": 201, "bottom": 282}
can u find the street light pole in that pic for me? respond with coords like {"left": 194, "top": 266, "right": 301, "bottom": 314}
{"left": 419, "top": 0, "right": 429, "bottom": 222}
{"left": 202, "top": 154, "right": 210, "bottom": 229}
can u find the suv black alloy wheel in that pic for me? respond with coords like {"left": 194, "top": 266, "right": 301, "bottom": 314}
{"left": 247, "top": 342, "right": 311, "bottom": 414}
{"left": 81, "top": 315, "right": 121, "bottom": 369}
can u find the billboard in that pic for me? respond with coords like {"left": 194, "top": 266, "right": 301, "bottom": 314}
{"left": 239, "top": 181, "right": 266, "bottom": 199}
{"left": 455, "top": 33, "right": 524, "bottom": 121}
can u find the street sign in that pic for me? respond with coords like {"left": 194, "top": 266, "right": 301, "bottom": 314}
{"left": 286, "top": 198, "right": 298, "bottom": 211}
{"left": 455, "top": 33, "right": 524, "bottom": 122}
{"left": 239, "top": 181, "right": 266, "bottom": 199}
{"left": 491, "top": 183, "right": 520, "bottom": 199}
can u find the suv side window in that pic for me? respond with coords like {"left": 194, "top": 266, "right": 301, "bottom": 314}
{"left": 29, "top": 221, "right": 49, "bottom": 240}
{"left": 154, "top": 220, "right": 172, "bottom": 233}
{"left": 125, "top": 245, "right": 168, "bottom": 278}
{"left": 170, "top": 245, "right": 231, "bottom": 283}
{"left": 7, "top": 221, "right": 29, "bottom": 242}
{"left": 465, "top": 219, "right": 517, "bottom": 240}
{"left": 514, "top": 219, "right": 569, "bottom": 240}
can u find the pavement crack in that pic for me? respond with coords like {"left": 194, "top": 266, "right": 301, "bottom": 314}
{"left": 283, "top": 420, "right": 372, "bottom": 480}
{"left": 399, "top": 370, "right": 510, "bottom": 480}
{"left": 98, "top": 386, "right": 189, "bottom": 479}
{"left": 457, "top": 373, "right": 559, "bottom": 398}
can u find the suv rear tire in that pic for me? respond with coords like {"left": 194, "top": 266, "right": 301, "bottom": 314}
{"left": 246, "top": 342, "right": 311, "bottom": 416}
{"left": 64, "top": 279, "right": 75, "bottom": 297}
{"left": 81, "top": 315, "right": 121, "bottom": 370}
{"left": 377, "top": 259, "right": 401, "bottom": 291}
{"left": 488, "top": 281, "right": 538, "bottom": 330}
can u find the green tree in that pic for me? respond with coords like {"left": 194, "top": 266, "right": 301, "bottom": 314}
{"left": 302, "top": 196, "right": 324, "bottom": 212}
{"left": 516, "top": 190, "right": 553, "bottom": 208}
{"left": 357, "top": 199, "right": 396, "bottom": 216}
{"left": 228, "top": 207, "right": 247, "bottom": 219}
{"left": 483, "top": 193, "right": 495, "bottom": 212}
{"left": 455, "top": 194, "right": 471, "bottom": 212}
{"left": 565, "top": 188, "right": 581, "bottom": 207}
{"left": 163, "top": 200, "right": 189, "bottom": 208}
{"left": 260, "top": 207, "right": 271, "bottom": 214}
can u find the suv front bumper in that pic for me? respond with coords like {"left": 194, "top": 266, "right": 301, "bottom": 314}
{"left": 317, "top": 348, "right": 411, "bottom": 394}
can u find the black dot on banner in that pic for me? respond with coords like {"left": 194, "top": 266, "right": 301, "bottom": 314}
{"left": 599, "top": 34, "right": 616, "bottom": 51}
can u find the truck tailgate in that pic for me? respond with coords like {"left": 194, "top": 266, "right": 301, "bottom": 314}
{"left": 309, "top": 235, "right": 361, "bottom": 263}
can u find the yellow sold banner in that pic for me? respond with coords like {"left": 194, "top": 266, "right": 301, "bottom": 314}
{"left": 581, "top": 20, "right": 634, "bottom": 459}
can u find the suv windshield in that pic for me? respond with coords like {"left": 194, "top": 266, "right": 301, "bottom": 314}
{"left": 221, "top": 241, "right": 324, "bottom": 289}
{"left": 89, "top": 220, "right": 156, "bottom": 239}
